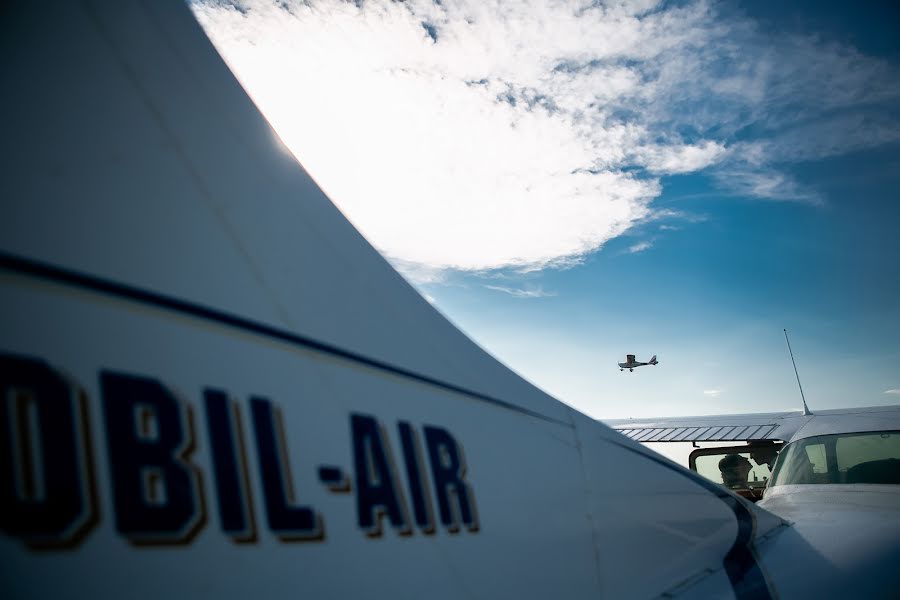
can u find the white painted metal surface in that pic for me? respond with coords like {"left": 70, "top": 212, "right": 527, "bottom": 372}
{"left": 757, "top": 485, "right": 900, "bottom": 598}
{"left": 788, "top": 408, "right": 900, "bottom": 441}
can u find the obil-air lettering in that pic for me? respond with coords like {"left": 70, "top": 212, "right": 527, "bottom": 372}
{"left": 1, "top": 264, "right": 602, "bottom": 599}
{"left": 1, "top": 353, "right": 478, "bottom": 548}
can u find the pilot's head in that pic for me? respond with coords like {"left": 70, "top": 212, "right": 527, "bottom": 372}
{"left": 719, "top": 454, "right": 753, "bottom": 488}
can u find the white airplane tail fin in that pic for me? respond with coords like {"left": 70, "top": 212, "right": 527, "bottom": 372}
{"left": 0, "top": 2, "right": 780, "bottom": 599}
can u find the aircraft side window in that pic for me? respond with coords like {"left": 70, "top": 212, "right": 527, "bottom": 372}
{"left": 804, "top": 444, "right": 827, "bottom": 474}
{"left": 771, "top": 432, "right": 900, "bottom": 486}
{"left": 692, "top": 455, "right": 725, "bottom": 484}
{"left": 691, "top": 450, "right": 774, "bottom": 490}
{"left": 836, "top": 433, "right": 900, "bottom": 471}
{"left": 837, "top": 433, "right": 900, "bottom": 485}
{"left": 771, "top": 442, "right": 815, "bottom": 485}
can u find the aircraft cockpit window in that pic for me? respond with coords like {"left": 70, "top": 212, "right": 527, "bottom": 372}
{"left": 770, "top": 431, "right": 900, "bottom": 486}
{"left": 687, "top": 442, "right": 784, "bottom": 501}
{"left": 804, "top": 444, "right": 828, "bottom": 474}
{"left": 693, "top": 453, "right": 773, "bottom": 491}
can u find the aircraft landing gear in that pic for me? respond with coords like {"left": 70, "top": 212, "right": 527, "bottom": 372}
{"left": 620, "top": 368, "right": 623, "bottom": 371}
{"left": 629, "top": 368, "right": 633, "bottom": 372}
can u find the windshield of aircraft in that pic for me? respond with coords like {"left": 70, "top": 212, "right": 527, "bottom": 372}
{"left": 693, "top": 452, "right": 773, "bottom": 490}
{"left": 770, "top": 431, "right": 900, "bottom": 486}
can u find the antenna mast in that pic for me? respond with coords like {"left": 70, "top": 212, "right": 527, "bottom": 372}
{"left": 784, "top": 329, "right": 811, "bottom": 416}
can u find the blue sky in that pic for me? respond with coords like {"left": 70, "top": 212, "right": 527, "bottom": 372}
{"left": 194, "top": 0, "right": 900, "bottom": 419}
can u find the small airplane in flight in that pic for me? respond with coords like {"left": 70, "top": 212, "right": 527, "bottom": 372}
{"left": 618, "top": 354, "right": 658, "bottom": 371}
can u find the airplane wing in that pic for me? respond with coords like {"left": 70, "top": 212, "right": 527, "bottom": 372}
{"left": 604, "top": 412, "right": 809, "bottom": 443}
{"left": 604, "top": 405, "right": 900, "bottom": 443}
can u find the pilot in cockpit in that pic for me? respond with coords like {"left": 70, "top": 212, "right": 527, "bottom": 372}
{"left": 718, "top": 454, "right": 753, "bottom": 489}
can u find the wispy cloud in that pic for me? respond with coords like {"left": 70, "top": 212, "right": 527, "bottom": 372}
{"left": 626, "top": 241, "right": 653, "bottom": 254}
{"left": 637, "top": 141, "right": 728, "bottom": 175}
{"left": 884, "top": 389, "right": 900, "bottom": 395}
{"left": 484, "top": 285, "right": 556, "bottom": 299}
{"left": 650, "top": 209, "right": 709, "bottom": 224}
{"left": 703, "top": 389, "right": 723, "bottom": 398}
{"left": 713, "top": 166, "right": 822, "bottom": 204}
{"left": 194, "top": 0, "right": 900, "bottom": 279}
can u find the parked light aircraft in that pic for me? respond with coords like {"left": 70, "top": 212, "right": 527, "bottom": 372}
{"left": 606, "top": 406, "right": 900, "bottom": 593}
{"left": 618, "top": 354, "right": 658, "bottom": 371}
{"left": 1, "top": 1, "right": 898, "bottom": 598}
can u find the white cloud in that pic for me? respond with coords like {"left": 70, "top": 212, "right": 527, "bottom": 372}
{"left": 884, "top": 389, "right": 900, "bottom": 395}
{"left": 703, "top": 389, "right": 723, "bottom": 398}
{"left": 639, "top": 208, "right": 708, "bottom": 226}
{"left": 713, "top": 167, "right": 821, "bottom": 204}
{"left": 484, "top": 285, "right": 556, "bottom": 299}
{"left": 193, "top": 0, "right": 900, "bottom": 279}
{"left": 626, "top": 241, "right": 653, "bottom": 254}
{"left": 637, "top": 141, "right": 728, "bottom": 175}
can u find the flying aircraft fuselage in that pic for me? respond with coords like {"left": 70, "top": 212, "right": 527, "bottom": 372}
{"left": 618, "top": 354, "right": 658, "bottom": 371}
